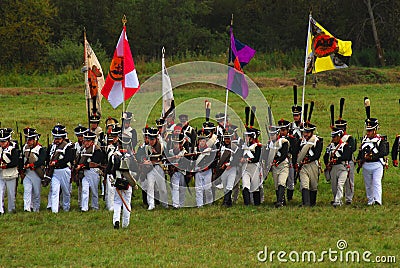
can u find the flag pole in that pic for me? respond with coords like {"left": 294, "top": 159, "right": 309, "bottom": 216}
{"left": 161, "top": 46, "right": 165, "bottom": 118}
{"left": 301, "top": 13, "right": 312, "bottom": 124}
{"left": 122, "top": 15, "right": 127, "bottom": 113}
{"left": 83, "top": 28, "right": 91, "bottom": 128}
{"left": 224, "top": 14, "right": 234, "bottom": 129}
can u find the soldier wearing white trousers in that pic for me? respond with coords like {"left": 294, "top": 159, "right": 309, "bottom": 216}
{"left": 21, "top": 128, "right": 46, "bottom": 212}
{"left": 0, "top": 128, "right": 19, "bottom": 214}
{"left": 104, "top": 127, "right": 120, "bottom": 211}
{"left": 145, "top": 127, "right": 168, "bottom": 210}
{"left": 279, "top": 118, "right": 299, "bottom": 202}
{"left": 217, "top": 128, "right": 240, "bottom": 207}
{"left": 333, "top": 98, "right": 358, "bottom": 205}
{"left": 0, "top": 176, "right": 17, "bottom": 214}
{"left": 193, "top": 128, "right": 217, "bottom": 208}
{"left": 268, "top": 125, "right": 290, "bottom": 207}
{"left": 46, "top": 124, "right": 75, "bottom": 213}
{"left": 75, "top": 131, "right": 103, "bottom": 212}
{"left": 106, "top": 137, "right": 135, "bottom": 229}
{"left": 289, "top": 85, "right": 303, "bottom": 201}
{"left": 73, "top": 125, "right": 88, "bottom": 210}
{"left": 357, "top": 115, "right": 388, "bottom": 205}
{"left": 167, "top": 133, "right": 188, "bottom": 209}
{"left": 230, "top": 132, "right": 243, "bottom": 204}
{"left": 240, "top": 132, "right": 262, "bottom": 205}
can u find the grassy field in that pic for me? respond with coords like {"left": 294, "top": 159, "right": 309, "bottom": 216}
{"left": 1, "top": 68, "right": 400, "bottom": 267}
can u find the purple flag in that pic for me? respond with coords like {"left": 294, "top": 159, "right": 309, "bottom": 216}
{"left": 227, "top": 27, "right": 256, "bottom": 99}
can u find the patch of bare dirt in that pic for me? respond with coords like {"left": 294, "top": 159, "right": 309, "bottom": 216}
{"left": 253, "top": 77, "right": 297, "bottom": 88}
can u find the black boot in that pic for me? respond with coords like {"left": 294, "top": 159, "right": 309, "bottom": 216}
{"left": 142, "top": 189, "right": 148, "bottom": 206}
{"left": 275, "top": 185, "right": 285, "bottom": 208}
{"left": 301, "top": 189, "right": 310, "bottom": 207}
{"left": 242, "top": 188, "right": 250, "bottom": 206}
{"left": 253, "top": 191, "right": 261, "bottom": 206}
{"left": 287, "top": 189, "right": 294, "bottom": 201}
{"left": 274, "top": 190, "right": 279, "bottom": 205}
{"left": 223, "top": 190, "right": 233, "bottom": 207}
{"left": 310, "top": 191, "right": 317, "bottom": 207}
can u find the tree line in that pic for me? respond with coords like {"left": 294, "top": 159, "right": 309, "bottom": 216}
{"left": 1, "top": 0, "right": 399, "bottom": 73}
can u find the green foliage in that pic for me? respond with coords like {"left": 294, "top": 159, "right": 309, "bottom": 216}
{"left": 2, "top": 0, "right": 400, "bottom": 73}
{"left": 46, "top": 39, "right": 84, "bottom": 73}
{"left": 45, "top": 38, "right": 109, "bottom": 74}
{"left": 0, "top": 0, "right": 56, "bottom": 70}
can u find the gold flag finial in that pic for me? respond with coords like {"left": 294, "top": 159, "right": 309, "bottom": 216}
{"left": 231, "top": 14, "right": 233, "bottom": 27}
{"left": 122, "top": 15, "right": 127, "bottom": 26}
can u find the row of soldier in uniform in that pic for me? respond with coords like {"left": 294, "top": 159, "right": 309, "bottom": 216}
{"left": 0, "top": 94, "right": 395, "bottom": 225}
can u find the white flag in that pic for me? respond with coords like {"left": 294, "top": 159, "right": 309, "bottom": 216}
{"left": 84, "top": 36, "right": 105, "bottom": 116}
{"left": 162, "top": 47, "right": 174, "bottom": 118}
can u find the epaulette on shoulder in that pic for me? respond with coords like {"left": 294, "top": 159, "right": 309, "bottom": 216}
{"left": 396, "top": 134, "right": 400, "bottom": 138}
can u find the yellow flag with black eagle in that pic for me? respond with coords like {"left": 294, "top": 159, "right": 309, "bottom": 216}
{"left": 306, "top": 17, "right": 352, "bottom": 74}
